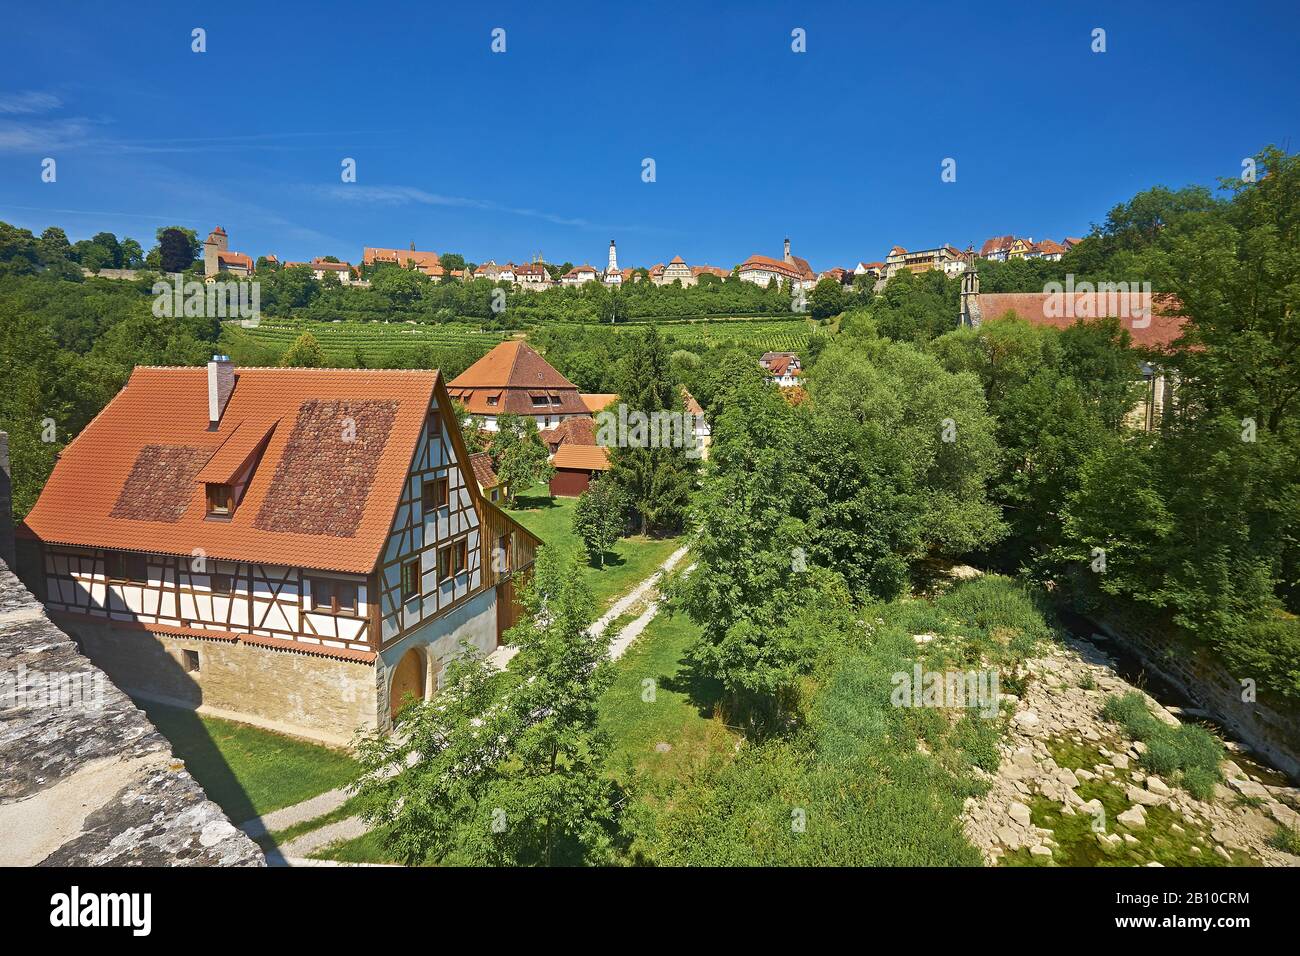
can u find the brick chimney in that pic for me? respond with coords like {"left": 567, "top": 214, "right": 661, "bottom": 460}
{"left": 207, "top": 356, "right": 235, "bottom": 430}
{"left": 0, "top": 431, "right": 14, "bottom": 569}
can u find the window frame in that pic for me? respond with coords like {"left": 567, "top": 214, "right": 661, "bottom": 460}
{"left": 400, "top": 560, "right": 420, "bottom": 601}
{"left": 206, "top": 482, "right": 233, "bottom": 518}
{"left": 311, "top": 577, "right": 359, "bottom": 615}
{"left": 211, "top": 572, "right": 234, "bottom": 596}
{"left": 422, "top": 475, "right": 449, "bottom": 513}
{"left": 106, "top": 552, "right": 148, "bottom": 583}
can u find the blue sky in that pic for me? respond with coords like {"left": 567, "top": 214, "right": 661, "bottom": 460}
{"left": 2, "top": 2, "right": 1298, "bottom": 272}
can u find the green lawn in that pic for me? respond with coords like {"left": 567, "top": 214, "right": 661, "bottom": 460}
{"left": 140, "top": 701, "right": 361, "bottom": 826}
{"left": 508, "top": 488, "right": 683, "bottom": 610}
{"left": 597, "top": 612, "right": 734, "bottom": 787}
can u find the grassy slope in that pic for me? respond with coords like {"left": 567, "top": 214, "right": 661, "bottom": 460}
{"left": 507, "top": 488, "right": 682, "bottom": 610}
{"left": 141, "top": 701, "right": 360, "bottom": 825}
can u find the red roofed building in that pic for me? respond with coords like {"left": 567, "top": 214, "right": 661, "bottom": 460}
{"left": 21, "top": 358, "right": 539, "bottom": 743}
{"left": 561, "top": 264, "right": 599, "bottom": 286}
{"left": 737, "top": 238, "right": 816, "bottom": 290}
{"left": 549, "top": 444, "right": 611, "bottom": 497}
{"left": 959, "top": 260, "right": 1187, "bottom": 430}
{"left": 363, "top": 245, "right": 443, "bottom": 276}
{"left": 203, "top": 226, "right": 255, "bottom": 279}
{"left": 446, "top": 340, "right": 590, "bottom": 431}
{"left": 980, "top": 235, "right": 1016, "bottom": 261}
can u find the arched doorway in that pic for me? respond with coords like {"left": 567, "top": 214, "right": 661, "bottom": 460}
{"left": 390, "top": 648, "right": 425, "bottom": 720}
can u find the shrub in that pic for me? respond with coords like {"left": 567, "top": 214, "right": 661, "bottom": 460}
{"left": 1267, "top": 825, "right": 1300, "bottom": 855}
{"left": 1102, "top": 692, "right": 1223, "bottom": 797}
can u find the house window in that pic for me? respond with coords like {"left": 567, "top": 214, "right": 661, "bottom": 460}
{"left": 311, "top": 578, "right": 358, "bottom": 615}
{"left": 422, "top": 476, "right": 448, "bottom": 512}
{"left": 401, "top": 560, "right": 420, "bottom": 600}
{"left": 106, "top": 552, "right": 147, "bottom": 582}
{"left": 206, "top": 483, "right": 233, "bottom": 517}
{"left": 496, "top": 533, "right": 510, "bottom": 574}
{"left": 437, "top": 544, "right": 453, "bottom": 582}
{"left": 182, "top": 649, "right": 200, "bottom": 673}
{"left": 531, "top": 396, "right": 548, "bottom": 407}
{"left": 490, "top": 488, "right": 499, "bottom": 502}
{"left": 211, "top": 573, "right": 234, "bottom": 596}
{"left": 426, "top": 414, "right": 441, "bottom": 442}
{"left": 487, "top": 396, "right": 499, "bottom": 406}
{"left": 453, "top": 539, "right": 468, "bottom": 575}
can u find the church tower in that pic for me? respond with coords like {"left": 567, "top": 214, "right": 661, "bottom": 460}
{"left": 959, "top": 247, "right": 981, "bottom": 328}
{"left": 607, "top": 239, "right": 618, "bottom": 275}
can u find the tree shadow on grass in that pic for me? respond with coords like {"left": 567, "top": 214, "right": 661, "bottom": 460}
{"left": 513, "top": 491, "right": 560, "bottom": 511}
{"left": 137, "top": 700, "right": 259, "bottom": 827}
{"left": 586, "top": 550, "right": 627, "bottom": 571}
{"left": 660, "top": 654, "right": 724, "bottom": 722}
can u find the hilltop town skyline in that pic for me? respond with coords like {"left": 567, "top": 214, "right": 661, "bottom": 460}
{"left": 3, "top": 3, "right": 1296, "bottom": 269}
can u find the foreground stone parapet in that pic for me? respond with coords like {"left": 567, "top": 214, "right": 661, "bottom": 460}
{"left": 0, "top": 561, "right": 263, "bottom": 866}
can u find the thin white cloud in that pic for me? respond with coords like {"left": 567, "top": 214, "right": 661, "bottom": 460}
{"left": 315, "top": 183, "right": 670, "bottom": 234}
{"left": 0, "top": 91, "right": 62, "bottom": 115}
{"left": 0, "top": 117, "right": 99, "bottom": 151}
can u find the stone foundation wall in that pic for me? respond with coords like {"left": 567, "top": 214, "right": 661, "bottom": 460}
{"left": 378, "top": 586, "right": 495, "bottom": 725}
{"left": 65, "top": 619, "right": 379, "bottom": 747}
{"left": 1092, "top": 610, "right": 1300, "bottom": 780}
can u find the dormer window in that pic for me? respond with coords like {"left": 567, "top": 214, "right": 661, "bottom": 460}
{"left": 487, "top": 396, "right": 499, "bottom": 406}
{"left": 206, "top": 483, "right": 233, "bottom": 518}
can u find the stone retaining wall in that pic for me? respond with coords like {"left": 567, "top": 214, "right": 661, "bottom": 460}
{"left": 1091, "top": 609, "right": 1300, "bottom": 781}
{"left": 0, "top": 561, "right": 264, "bottom": 866}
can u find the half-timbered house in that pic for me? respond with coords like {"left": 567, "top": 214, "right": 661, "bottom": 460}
{"left": 20, "top": 357, "right": 539, "bottom": 744}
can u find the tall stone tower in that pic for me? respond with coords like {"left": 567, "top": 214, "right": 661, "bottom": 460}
{"left": 607, "top": 239, "right": 618, "bottom": 276}
{"left": 783, "top": 237, "right": 792, "bottom": 264}
{"left": 959, "top": 248, "right": 982, "bottom": 328}
{"left": 203, "top": 226, "right": 228, "bottom": 278}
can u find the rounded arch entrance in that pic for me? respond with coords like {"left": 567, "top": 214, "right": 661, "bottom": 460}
{"left": 389, "top": 647, "right": 426, "bottom": 720}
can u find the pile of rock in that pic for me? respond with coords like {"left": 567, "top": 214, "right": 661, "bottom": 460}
{"left": 960, "top": 634, "right": 1300, "bottom": 866}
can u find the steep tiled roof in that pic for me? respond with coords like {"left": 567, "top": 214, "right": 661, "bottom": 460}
{"left": 23, "top": 367, "right": 439, "bottom": 574}
{"left": 539, "top": 416, "right": 598, "bottom": 450}
{"left": 980, "top": 235, "right": 1016, "bottom": 256}
{"left": 580, "top": 393, "right": 618, "bottom": 413}
{"left": 552, "top": 444, "right": 611, "bottom": 471}
{"left": 977, "top": 292, "right": 1187, "bottom": 349}
{"left": 362, "top": 247, "right": 441, "bottom": 274}
{"left": 216, "top": 251, "right": 253, "bottom": 269}
{"left": 467, "top": 451, "right": 499, "bottom": 490}
{"left": 447, "top": 341, "right": 589, "bottom": 417}
{"left": 738, "top": 254, "right": 808, "bottom": 281}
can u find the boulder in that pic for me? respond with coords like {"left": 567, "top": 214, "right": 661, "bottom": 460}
{"left": 1008, "top": 802, "right": 1033, "bottom": 827}
{"left": 1117, "top": 805, "right": 1147, "bottom": 829}
{"left": 1146, "top": 776, "right": 1171, "bottom": 796}
{"left": 1126, "top": 785, "right": 1165, "bottom": 807}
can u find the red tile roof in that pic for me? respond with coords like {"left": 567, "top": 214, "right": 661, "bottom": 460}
{"left": 539, "top": 416, "right": 598, "bottom": 450}
{"left": 580, "top": 393, "right": 618, "bottom": 413}
{"left": 980, "top": 235, "right": 1016, "bottom": 256}
{"left": 978, "top": 292, "right": 1187, "bottom": 349}
{"left": 24, "top": 367, "right": 440, "bottom": 574}
{"left": 467, "top": 451, "right": 499, "bottom": 489}
{"left": 363, "top": 247, "right": 441, "bottom": 274}
{"left": 447, "top": 341, "right": 589, "bottom": 416}
{"left": 217, "top": 251, "right": 253, "bottom": 269}
{"left": 552, "top": 444, "right": 611, "bottom": 471}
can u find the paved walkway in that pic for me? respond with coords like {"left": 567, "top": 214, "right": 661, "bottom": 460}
{"left": 242, "top": 544, "right": 691, "bottom": 864}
